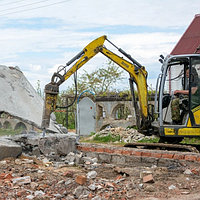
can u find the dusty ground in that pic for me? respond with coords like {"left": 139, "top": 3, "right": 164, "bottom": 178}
{"left": 0, "top": 154, "right": 200, "bottom": 200}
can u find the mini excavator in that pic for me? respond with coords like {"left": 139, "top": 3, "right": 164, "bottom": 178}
{"left": 41, "top": 35, "right": 200, "bottom": 143}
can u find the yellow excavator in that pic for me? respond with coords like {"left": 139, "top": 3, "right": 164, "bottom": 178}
{"left": 41, "top": 35, "right": 200, "bottom": 143}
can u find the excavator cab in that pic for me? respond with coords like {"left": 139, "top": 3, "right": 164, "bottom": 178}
{"left": 154, "top": 54, "right": 200, "bottom": 142}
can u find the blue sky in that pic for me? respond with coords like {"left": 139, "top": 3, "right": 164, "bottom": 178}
{"left": 0, "top": 0, "right": 199, "bottom": 92}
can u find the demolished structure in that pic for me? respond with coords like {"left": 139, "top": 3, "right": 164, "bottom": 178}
{"left": 0, "top": 65, "right": 65, "bottom": 133}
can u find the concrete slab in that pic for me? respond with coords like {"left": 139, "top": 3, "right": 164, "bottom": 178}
{"left": 10, "top": 132, "right": 78, "bottom": 157}
{"left": 0, "top": 138, "right": 22, "bottom": 160}
{"left": 0, "top": 65, "right": 63, "bottom": 133}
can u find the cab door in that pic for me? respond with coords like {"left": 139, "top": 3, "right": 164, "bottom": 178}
{"left": 187, "top": 57, "right": 200, "bottom": 127}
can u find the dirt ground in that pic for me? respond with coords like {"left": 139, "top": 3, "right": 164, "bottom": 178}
{"left": 0, "top": 154, "right": 200, "bottom": 200}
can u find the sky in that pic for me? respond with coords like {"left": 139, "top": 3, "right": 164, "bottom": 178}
{"left": 0, "top": 0, "right": 199, "bottom": 92}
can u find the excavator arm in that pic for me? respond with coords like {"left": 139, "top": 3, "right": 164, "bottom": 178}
{"left": 41, "top": 35, "right": 150, "bottom": 132}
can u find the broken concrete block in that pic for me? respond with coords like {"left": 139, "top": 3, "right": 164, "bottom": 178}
{"left": 168, "top": 184, "right": 176, "bottom": 190}
{"left": 73, "top": 186, "right": 84, "bottom": 198}
{"left": 87, "top": 171, "right": 97, "bottom": 179}
{"left": 12, "top": 176, "right": 31, "bottom": 185}
{"left": 38, "top": 134, "right": 77, "bottom": 156}
{"left": 184, "top": 169, "right": 192, "bottom": 175}
{"left": 0, "top": 139, "right": 22, "bottom": 160}
{"left": 0, "top": 65, "right": 67, "bottom": 133}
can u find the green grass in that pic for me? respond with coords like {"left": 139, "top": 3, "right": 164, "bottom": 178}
{"left": 181, "top": 137, "right": 200, "bottom": 144}
{"left": 93, "top": 134, "right": 121, "bottom": 143}
{"left": 0, "top": 128, "right": 23, "bottom": 136}
{"left": 80, "top": 130, "right": 200, "bottom": 145}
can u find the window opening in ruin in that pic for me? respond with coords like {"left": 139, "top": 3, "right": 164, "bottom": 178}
{"left": 97, "top": 105, "right": 106, "bottom": 119}
{"left": 3, "top": 121, "right": 12, "bottom": 129}
{"left": 113, "top": 104, "right": 131, "bottom": 120}
{"left": 14, "top": 122, "right": 27, "bottom": 131}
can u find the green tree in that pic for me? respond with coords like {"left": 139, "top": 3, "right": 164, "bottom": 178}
{"left": 78, "top": 60, "right": 123, "bottom": 94}
{"left": 55, "top": 60, "right": 124, "bottom": 128}
{"left": 36, "top": 80, "right": 42, "bottom": 97}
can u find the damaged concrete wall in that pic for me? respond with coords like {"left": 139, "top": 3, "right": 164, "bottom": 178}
{"left": 96, "top": 101, "right": 136, "bottom": 131}
{"left": 0, "top": 65, "right": 62, "bottom": 133}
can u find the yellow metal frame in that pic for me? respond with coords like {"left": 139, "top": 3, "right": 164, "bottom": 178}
{"left": 164, "top": 105, "right": 200, "bottom": 136}
{"left": 42, "top": 35, "right": 149, "bottom": 128}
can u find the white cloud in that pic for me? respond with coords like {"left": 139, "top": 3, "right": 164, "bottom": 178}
{"left": 0, "top": 0, "right": 199, "bottom": 91}
{"left": 29, "top": 64, "right": 41, "bottom": 71}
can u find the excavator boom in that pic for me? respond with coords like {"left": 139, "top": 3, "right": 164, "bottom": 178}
{"left": 41, "top": 35, "right": 150, "bottom": 132}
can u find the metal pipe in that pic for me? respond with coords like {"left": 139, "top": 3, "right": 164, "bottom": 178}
{"left": 66, "top": 50, "right": 84, "bottom": 66}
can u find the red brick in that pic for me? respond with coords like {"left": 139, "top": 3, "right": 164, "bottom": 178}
{"left": 75, "top": 175, "right": 87, "bottom": 185}
{"left": 78, "top": 146, "right": 96, "bottom": 152}
{"left": 185, "top": 155, "right": 197, "bottom": 161}
{"left": 122, "top": 150, "right": 132, "bottom": 155}
{"left": 132, "top": 151, "right": 142, "bottom": 157}
{"left": 95, "top": 148, "right": 105, "bottom": 153}
{"left": 173, "top": 154, "right": 185, "bottom": 160}
{"left": 77, "top": 145, "right": 81, "bottom": 150}
{"left": 161, "top": 153, "right": 174, "bottom": 159}
{"left": 141, "top": 151, "right": 152, "bottom": 157}
{"left": 0, "top": 173, "right": 6, "bottom": 180}
{"left": 113, "top": 149, "right": 123, "bottom": 154}
{"left": 16, "top": 190, "right": 26, "bottom": 197}
{"left": 63, "top": 171, "right": 74, "bottom": 177}
{"left": 4, "top": 173, "right": 13, "bottom": 180}
{"left": 191, "top": 168, "right": 199, "bottom": 175}
{"left": 88, "top": 193, "right": 93, "bottom": 199}
{"left": 196, "top": 156, "right": 200, "bottom": 162}
{"left": 143, "top": 174, "right": 154, "bottom": 183}
{"left": 104, "top": 148, "right": 114, "bottom": 154}
{"left": 115, "top": 175, "right": 123, "bottom": 180}
{"left": 151, "top": 152, "right": 162, "bottom": 158}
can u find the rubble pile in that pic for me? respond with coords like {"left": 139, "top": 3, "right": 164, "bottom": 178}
{"left": 0, "top": 152, "right": 200, "bottom": 199}
{"left": 0, "top": 131, "right": 200, "bottom": 199}
{"left": 1, "top": 132, "right": 77, "bottom": 160}
{"left": 89, "top": 127, "right": 158, "bottom": 143}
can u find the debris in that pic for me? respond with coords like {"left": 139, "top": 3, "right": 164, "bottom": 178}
{"left": 73, "top": 186, "right": 84, "bottom": 198}
{"left": 168, "top": 185, "right": 176, "bottom": 190}
{"left": 88, "top": 183, "right": 96, "bottom": 191}
{"left": 91, "top": 127, "right": 158, "bottom": 143}
{"left": 0, "top": 138, "right": 199, "bottom": 199}
{"left": 87, "top": 171, "right": 97, "bottom": 179}
{"left": 184, "top": 169, "right": 193, "bottom": 175}
{"left": 34, "top": 190, "right": 45, "bottom": 196}
{"left": 143, "top": 174, "right": 154, "bottom": 183}
{"left": 26, "top": 195, "right": 34, "bottom": 199}
{"left": 12, "top": 176, "right": 31, "bottom": 185}
{"left": 145, "top": 185, "right": 156, "bottom": 192}
{"left": 0, "top": 139, "right": 22, "bottom": 160}
{"left": 75, "top": 175, "right": 87, "bottom": 185}
{"left": 0, "top": 160, "right": 7, "bottom": 165}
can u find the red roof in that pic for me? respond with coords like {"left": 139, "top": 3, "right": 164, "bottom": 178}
{"left": 171, "top": 14, "right": 200, "bottom": 55}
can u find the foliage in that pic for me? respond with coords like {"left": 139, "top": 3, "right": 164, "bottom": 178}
{"left": 54, "top": 110, "right": 75, "bottom": 129}
{"left": 71, "top": 60, "right": 123, "bottom": 94}
{"left": 55, "top": 60, "right": 124, "bottom": 128}
{"left": 36, "top": 80, "right": 43, "bottom": 97}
